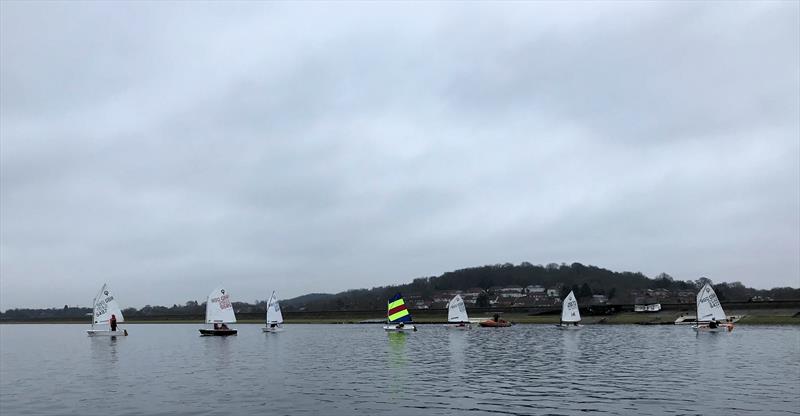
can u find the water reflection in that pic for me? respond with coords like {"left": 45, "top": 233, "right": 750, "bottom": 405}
{"left": 89, "top": 335, "right": 120, "bottom": 366}
{"left": 447, "top": 330, "right": 466, "bottom": 369}
{"left": 386, "top": 332, "right": 408, "bottom": 397}
{"left": 201, "top": 335, "right": 234, "bottom": 368}
{"left": 387, "top": 332, "right": 407, "bottom": 366}
{"left": 1, "top": 324, "right": 798, "bottom": 416}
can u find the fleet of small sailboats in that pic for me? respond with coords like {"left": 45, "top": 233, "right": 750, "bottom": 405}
{"left": 693, "top": 283, "right": 734, "bottom": 332}
{"left": 556, "top": 290, "right": 583, "bottom": 329}
{"left": 262, "top": 291, "right": 284, "bottom": 333}
{"left": 83, "top": 283, "right": 740, "bottom": 336}
{"left": 199, "top": 287, "right": 238, "bottom": 336}
{"left": 445, "top": 295, "right": 471, "bottom": 329}
{"left": 86, "top": 283, "right": 128, "bottom": 336}
{"left": 383, "top": 292, "right": 417, "bottom": 332}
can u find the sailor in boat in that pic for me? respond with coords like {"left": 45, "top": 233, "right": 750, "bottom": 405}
{"left": 110, "top": 314, "right": 117, "bottom": 332}
{"left": 393, "top": 322, "right": 417, "bottom": 332}
{"left": 709, "top": 320, "right": 719, "bottom": 329}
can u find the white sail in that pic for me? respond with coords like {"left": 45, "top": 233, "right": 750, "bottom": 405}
{"left": 561, "top": 291, "right": 581, "bottom": 322}
{"left": 696, "top": 284, "right": 726, "bottom": 322}
{"left": 206, "top": 287, "right": 236, "bottom": 324}
{"left": 93, "top": 283, "right": 124, "bottom": 325}
{"left": 266, "top": 291, "right": 283, "bottom": 324}
{"left": 447, "top": 295, "right": 469, "bottom": 323}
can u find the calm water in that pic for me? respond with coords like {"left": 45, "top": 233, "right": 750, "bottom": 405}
{"left": 1, "top": 324, "right": 798, "bottom": 415}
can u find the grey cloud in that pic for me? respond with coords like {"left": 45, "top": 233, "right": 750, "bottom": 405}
{"left": 1, "top": 1, "right": 797, "bottom": 309}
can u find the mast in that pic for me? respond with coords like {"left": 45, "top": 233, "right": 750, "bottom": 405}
{"left": 696, "top": 287, "right": 700, "bottom": 327}
{"left": 91, "top": 291, "right": 96, "bottom": 329}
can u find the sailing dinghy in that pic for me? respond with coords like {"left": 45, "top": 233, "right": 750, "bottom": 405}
{"left": 445, "top": 295, "right": 471, "bottom": 329}
{"left": 556, "top": 291, "right": 583, "bottom": 330}
{"left": 693, "top": 284, "right": 734, "bottom": 333}
{"left": 199, "top": 287, "right": 238, "bottom": 336}
{"left": 86, "top": 283, "right": 128, "bottom": 336}
{"left": 262, "top": 291, "right": 284, "bottom": 333}
{"left": 383, "top": 293, "right": 417, "bottom": 332}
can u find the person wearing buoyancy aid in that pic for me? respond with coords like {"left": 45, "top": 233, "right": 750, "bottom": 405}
{"left": 110, "top": 314, "right": 117, "bottom": 331}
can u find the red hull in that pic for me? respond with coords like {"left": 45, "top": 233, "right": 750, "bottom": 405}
{"left": 479, "top": 320, "right": 513, "bottom": 327}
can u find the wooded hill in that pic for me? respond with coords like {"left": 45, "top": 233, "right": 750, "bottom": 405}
{"left": 2, "top": 262, "right": 798, "bottom": 320}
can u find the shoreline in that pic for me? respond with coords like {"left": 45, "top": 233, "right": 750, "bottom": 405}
{"left": 2, "top": 310, "right": 798, "bottom": 325}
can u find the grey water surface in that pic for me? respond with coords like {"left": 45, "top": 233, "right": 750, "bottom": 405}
{"left": 1, "top": 324, "right": 798, "bottom": 415}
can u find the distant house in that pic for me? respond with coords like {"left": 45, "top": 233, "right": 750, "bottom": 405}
{"left": 528, "top": 291, "right": 547, "bottom": 300}
{"left": 526, "top": 285, "right": 546, "bottom": 294}
{"left": 496, "top": 286, "right": 525, "bottom": 298}
{"left": 464, "top": 287, "right": 483, "bottom": 296}
{"left": 546, "top": 288, "right": 560, "bottom": 297}
{"left": 591, "top": 294, "right": 608, "bottom": 304}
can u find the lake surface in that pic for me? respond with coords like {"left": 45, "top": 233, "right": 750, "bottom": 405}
{"left": 1, "top": 324, "right": 798, "bottom": 415}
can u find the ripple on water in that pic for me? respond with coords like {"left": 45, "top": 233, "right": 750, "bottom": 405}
{"left": 1, "top": 324, "right": 798, "bottom": 415}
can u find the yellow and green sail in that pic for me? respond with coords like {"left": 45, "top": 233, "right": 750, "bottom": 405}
{"left": 387, "top": 292, "right": 412, "bottom": 323}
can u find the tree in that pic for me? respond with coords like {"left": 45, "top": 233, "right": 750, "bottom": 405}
{"left": 579, "top": 283, "right": 593, "bottom": 298}
{"left": 476, "top": 292, "right": 490, "bottom": 307}
{"left": 695, "top": 277, "right": 713, "bottom": 288}
{"left": 655, "top": 273, "right": 673, "bottom": 281}
{"left": 560, "top": 285, "right": 571, "bottom": 298}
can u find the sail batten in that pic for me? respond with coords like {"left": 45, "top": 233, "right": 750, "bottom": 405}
{"left": 205, "top": 287, "right": 236, "bottom": 324}
{"left": 266, "top": 291, "right": 283, "bottom": 324}
{"left": 447, "top": 295, "right": 469, "bottom": 323}
{"left": 561, "top": 291, "right": 581, "bottom": 322}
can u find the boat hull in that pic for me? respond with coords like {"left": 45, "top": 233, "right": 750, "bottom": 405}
{"left": 383, "top": 325, "right": 417, "bottom": 332}
{"left": 262, "top": 326, "right": 285, "bottom": 333}
{"left": 675, "top": 315, "right": 743, "bottom": 325}
{"left": 199, "top": 329, "right": 238, "bottom": 336}
{"left": 555, "top": 324, "right": 584, "bottom": 330}
{"left": 87, "top": 329, "right": 128, "bottom": 336}
{"left": 479, "top": 320, "right": 512, "bottom": 328}
{"left": 693, "top": 325, "right": 733, "bottom": 333}
{"left": 444, "top": 323, "right": 471, "bottom": 330}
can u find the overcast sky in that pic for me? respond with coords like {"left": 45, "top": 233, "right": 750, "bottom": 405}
{"left": 1, "top": 1, "right": 798, "bottom": 310}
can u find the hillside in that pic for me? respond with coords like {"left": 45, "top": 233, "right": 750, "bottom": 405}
{"left": 279, "top": 262, "right": 798, "bottom": 311}
{"left": 2, "top": 262, "right": 798, "bottom": 320}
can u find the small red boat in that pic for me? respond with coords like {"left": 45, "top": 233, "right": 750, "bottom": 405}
{"left": 479, "top": 319, "right": 513, "bottom": 328}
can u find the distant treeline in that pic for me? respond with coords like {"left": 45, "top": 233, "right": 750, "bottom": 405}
{"left": 275, "top": 262, "right": 799, "bottom": 311}
{"left": 2, "top": 262, "right": 798, "bottom": 320}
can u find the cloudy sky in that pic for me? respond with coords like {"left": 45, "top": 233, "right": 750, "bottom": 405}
{"left": 1, "top": 1, "right": 798, "bottom": 310}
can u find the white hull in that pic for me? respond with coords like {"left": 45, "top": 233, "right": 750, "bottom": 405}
{"left": 383, "top": 325, "right": 417, "bottom": 332}
{"left": 556, "top": 324, "right": 583, "bottom": 330}
{"left": 444, "top": 323, "right": 471, "bottom": 330}
{"left": 693, "top": 324, "right": 733, "bottom": 333}
{"left": 262, "top": 326, "right": 285, "bottom": 333}
{"left": 87, "top": 329, "right": 127, "bottom": 336}
{"left": 676, "top": 315, "right": 742, "bottom": 325}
